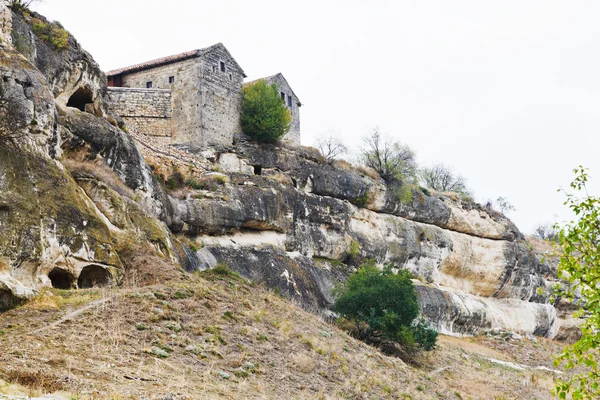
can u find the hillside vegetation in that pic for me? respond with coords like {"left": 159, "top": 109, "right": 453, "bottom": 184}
{"left": 0, "top": 268, "right": 566, "bottom": 400}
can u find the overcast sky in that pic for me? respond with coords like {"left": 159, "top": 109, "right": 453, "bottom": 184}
{"left": 33, "top": 0, "right": 600, "bottom": 234}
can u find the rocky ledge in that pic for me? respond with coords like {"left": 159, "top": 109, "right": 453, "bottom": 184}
{"left": 0, "top": 3, "right": 573, "bottom": 340}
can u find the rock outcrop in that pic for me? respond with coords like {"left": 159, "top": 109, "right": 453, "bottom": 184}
{"left": 0, "top": 4, "right": 568, "bottom": 340}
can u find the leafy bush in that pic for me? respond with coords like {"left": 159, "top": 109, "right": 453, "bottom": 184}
{"left": 348, "top": 240, "right": 360, "bottom": 260}
{"left": 166, "top": 170, "right": 185, "bottom": 190}
{"left": 240, "top": 79, "right": 291, "bottom": 142}
{"left": 31, "top": 18, "right": 69, "bottom": 51}
{"left": 333, "top": 260, "right": 437, "bottom": 351}
{"left": 553, "top": 167, "right": 600, "bottom": 399}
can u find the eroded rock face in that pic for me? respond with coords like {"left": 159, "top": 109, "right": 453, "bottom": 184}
{"left": 10, "top": 9, "right": 108, "bottom": 116}
{"left": 0, "top": 14, "right": 175, "bottom": 304}
{"left": 0, "top": 6, "right": 564, "bottom": 340}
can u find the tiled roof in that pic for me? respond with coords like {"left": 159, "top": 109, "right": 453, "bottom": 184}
{"left": 105, "top": 43, "right": 247, "bottom": 77}
{"left": 106, "top": 49, "right": 200, "bottom": 76}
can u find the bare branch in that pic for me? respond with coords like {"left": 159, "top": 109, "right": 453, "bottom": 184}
{"left": 314, "top": 131, "right": 348, "bottom": 161}
{"left": 359, "top": 127, "right": 417, "bottom": 183}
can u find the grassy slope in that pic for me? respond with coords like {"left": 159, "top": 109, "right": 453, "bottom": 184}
{"left": 0, "top": 270, "right": 566, "bottom": 400}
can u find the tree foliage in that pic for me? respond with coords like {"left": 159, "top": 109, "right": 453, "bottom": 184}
{"left": 333, "top": 260, "right": 437, "bottom": 351}
{"left": 553, "top": 167, "right": 600, "bottom": 399}
{"left": 359, "top": 128, "right": 417, "bottom": 183}
{"left": 314, "top": 132, "right": 348, "bottom": 161}
{"left": 419, "top": 163, "right": 470, "bottom": 196}
{"left": 240, "top": 79, "right": 291, "bottom": 143}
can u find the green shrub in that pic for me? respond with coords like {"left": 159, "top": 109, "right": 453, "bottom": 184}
{"left": 353, "top": 192, "right": 369, "bottom": 208}
{"left": 411, "top": 319, "right": 438, "bottom": 351}
{"left": 31, "top": 18, "right": 69, "bottom": 51}
{"left": 333, "top": 260, "right": 437, "bottom": 351}
{"left": 394, "top": 184, "right": 414, "bottom": 205}
{"left": 348, "top": 240, "right": 360, "bottom": 260}
{"left": 240, "top": 79, "right": 291, "bottom": 142}
{"left": 166, "top": 169, "right": 185, "bottom": 190}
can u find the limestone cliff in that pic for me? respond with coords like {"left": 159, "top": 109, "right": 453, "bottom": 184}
{"left": 0, "top": 4, "right": 570, "bottom": 340}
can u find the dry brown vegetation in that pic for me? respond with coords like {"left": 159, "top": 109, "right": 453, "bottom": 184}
{"left": 61, "top": 158, "right": 137, "bottom": 200}
{"left": 0, "top": 269, "right": 568, "bottom": 399}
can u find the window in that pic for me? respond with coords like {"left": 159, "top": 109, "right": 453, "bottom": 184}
{"left": 287, "top": 95, "right": 292, "bottom": 108}
{"left": 146, "top": 81, "right": 152, "bottom": 88}
{"left": 229, "top": 73, "right": 232, "bottom": 81}
{"left": 212, "top": 65, "right": 216, "bottom": 73}
{"left": 281, "top": 92, "right": 285, "bottom": 101}
{"left": 168, "top": 76, "right": 175, "bottom": 84}
{"left": 220, "top": 61, "right": 226, "bottom": 72}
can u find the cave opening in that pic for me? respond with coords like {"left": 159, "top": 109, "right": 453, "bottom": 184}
{"left": 48, "top": 268, "right": 75, "bottom": 290}
{"left": 78, "top": 265, "right": 113, "bottom": 289}
{"left": 0, "top": 289, "right": 15, "bottom": 311}
{"left": 254, "top": 165, "right": 262, "bottom": 175}
{"left": 67, "top": 87, "right": 94, "bottom": 112}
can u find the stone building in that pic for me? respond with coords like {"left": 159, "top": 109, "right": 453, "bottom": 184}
{"left": 106, "top": 43, "right": 301, "bottom": 147}
{"left": 248, "top": 73, "right": 302, "bottom": 145}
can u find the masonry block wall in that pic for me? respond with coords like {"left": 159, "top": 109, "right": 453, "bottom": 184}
{"left": 197, "top": 47, "right": 245, "bottom": 147}
{"left": 107, "top": 87, "right": 172, "bottom": 137}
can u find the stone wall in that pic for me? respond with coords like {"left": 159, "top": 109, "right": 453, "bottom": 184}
{"left": 198, "top": 44, "right": 245, "bottom": 147}
{"left": 119, "top": 57, "right": 202, "bottom": 143}
{"left": 107, "top": 87, "right": 172, "bottom": 137}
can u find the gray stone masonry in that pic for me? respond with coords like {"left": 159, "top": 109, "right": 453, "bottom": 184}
{"left": 106, "top": 43, "right": 302, "bottom": 147}
{"left": 107, "top": 87, "right": 172, "bottom": 137}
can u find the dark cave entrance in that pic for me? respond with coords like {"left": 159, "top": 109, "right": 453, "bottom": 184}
{"left": 67, "top": 87, "right": 94, "bottom": 112}
{"left": 78, "top": 265, "right": 113, "bottom": 289}
{"left": 253, "top": 165, "right": 262, "bottom": 175}
{"left": 0, "top": 289, "right": 16, "bottom": 311}
{"left": 48, "top": 268, "right": 76, "bottom": 290}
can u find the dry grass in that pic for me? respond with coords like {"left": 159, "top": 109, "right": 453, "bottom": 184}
{"left": 0, "top": 272, "right": 568, "bottom": 399}
{"left": 357, "top": 165, "right": 381, "bottom": 181}
{"left": 62, "top": 158, "right": 137, "bottom": 200}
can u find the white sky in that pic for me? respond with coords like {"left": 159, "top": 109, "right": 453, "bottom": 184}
{"left": 33, "top": 0, "right": 600, "bottom": 234}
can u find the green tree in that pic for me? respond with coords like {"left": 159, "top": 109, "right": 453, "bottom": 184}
{"left": 332, "top": 260, "right": 437, "bottom": 351}
{"left": 240, "top": 79, "right": 291, "bottom": 143}
{"left": 554, "top": 166, "right": 600, "bottom": 399}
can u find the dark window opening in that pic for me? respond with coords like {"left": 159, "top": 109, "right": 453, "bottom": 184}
{"left": 78, "top": 265, "right": 113, "bottom": 289}
{"left": 146, "top": 81, "right": 153, "bottom": 88}
{"left": 212, "top": 65, "right": 216, "bottom": 73}
{"left": 254, "top": 165, "right": 262, "bottom": 175}
{"left": 229, "top": 73, "right": 233, "bottom": 81}
{"left": 67, "top": 87, "right": 94, "bottom": 112}
{"left": 287, "top": 95, "right": 292, "bottom": 107}
{"left": 169, "top": 76, "right": 175, "bottom": 83}
{"left": 48, "top": 268, "right": 75, "bottom": 290}
{"left": 220, "top": 61, "right": 226, "bottom": 72}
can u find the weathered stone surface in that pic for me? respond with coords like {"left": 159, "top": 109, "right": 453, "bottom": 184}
{"left": 231, "top": 142, "right": 521, "bottom": 241}
{"left": 107, "top": 87, "right": 172, "bottom": 137}
{"left": 10, "top": 10, "right": 109, "bottom": 116}
{"left": 60, "top": 108, "right": 169, "bottom": 221}
{"left": 170, "top": 173, "right": 546, "bottom": 303}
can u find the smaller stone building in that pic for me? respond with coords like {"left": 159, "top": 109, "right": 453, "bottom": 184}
{"left": 106, "top": 43, "right": 302, "bottom": 147}
{"left": 248, "top": 73, "right": 302, "bottom": 145}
